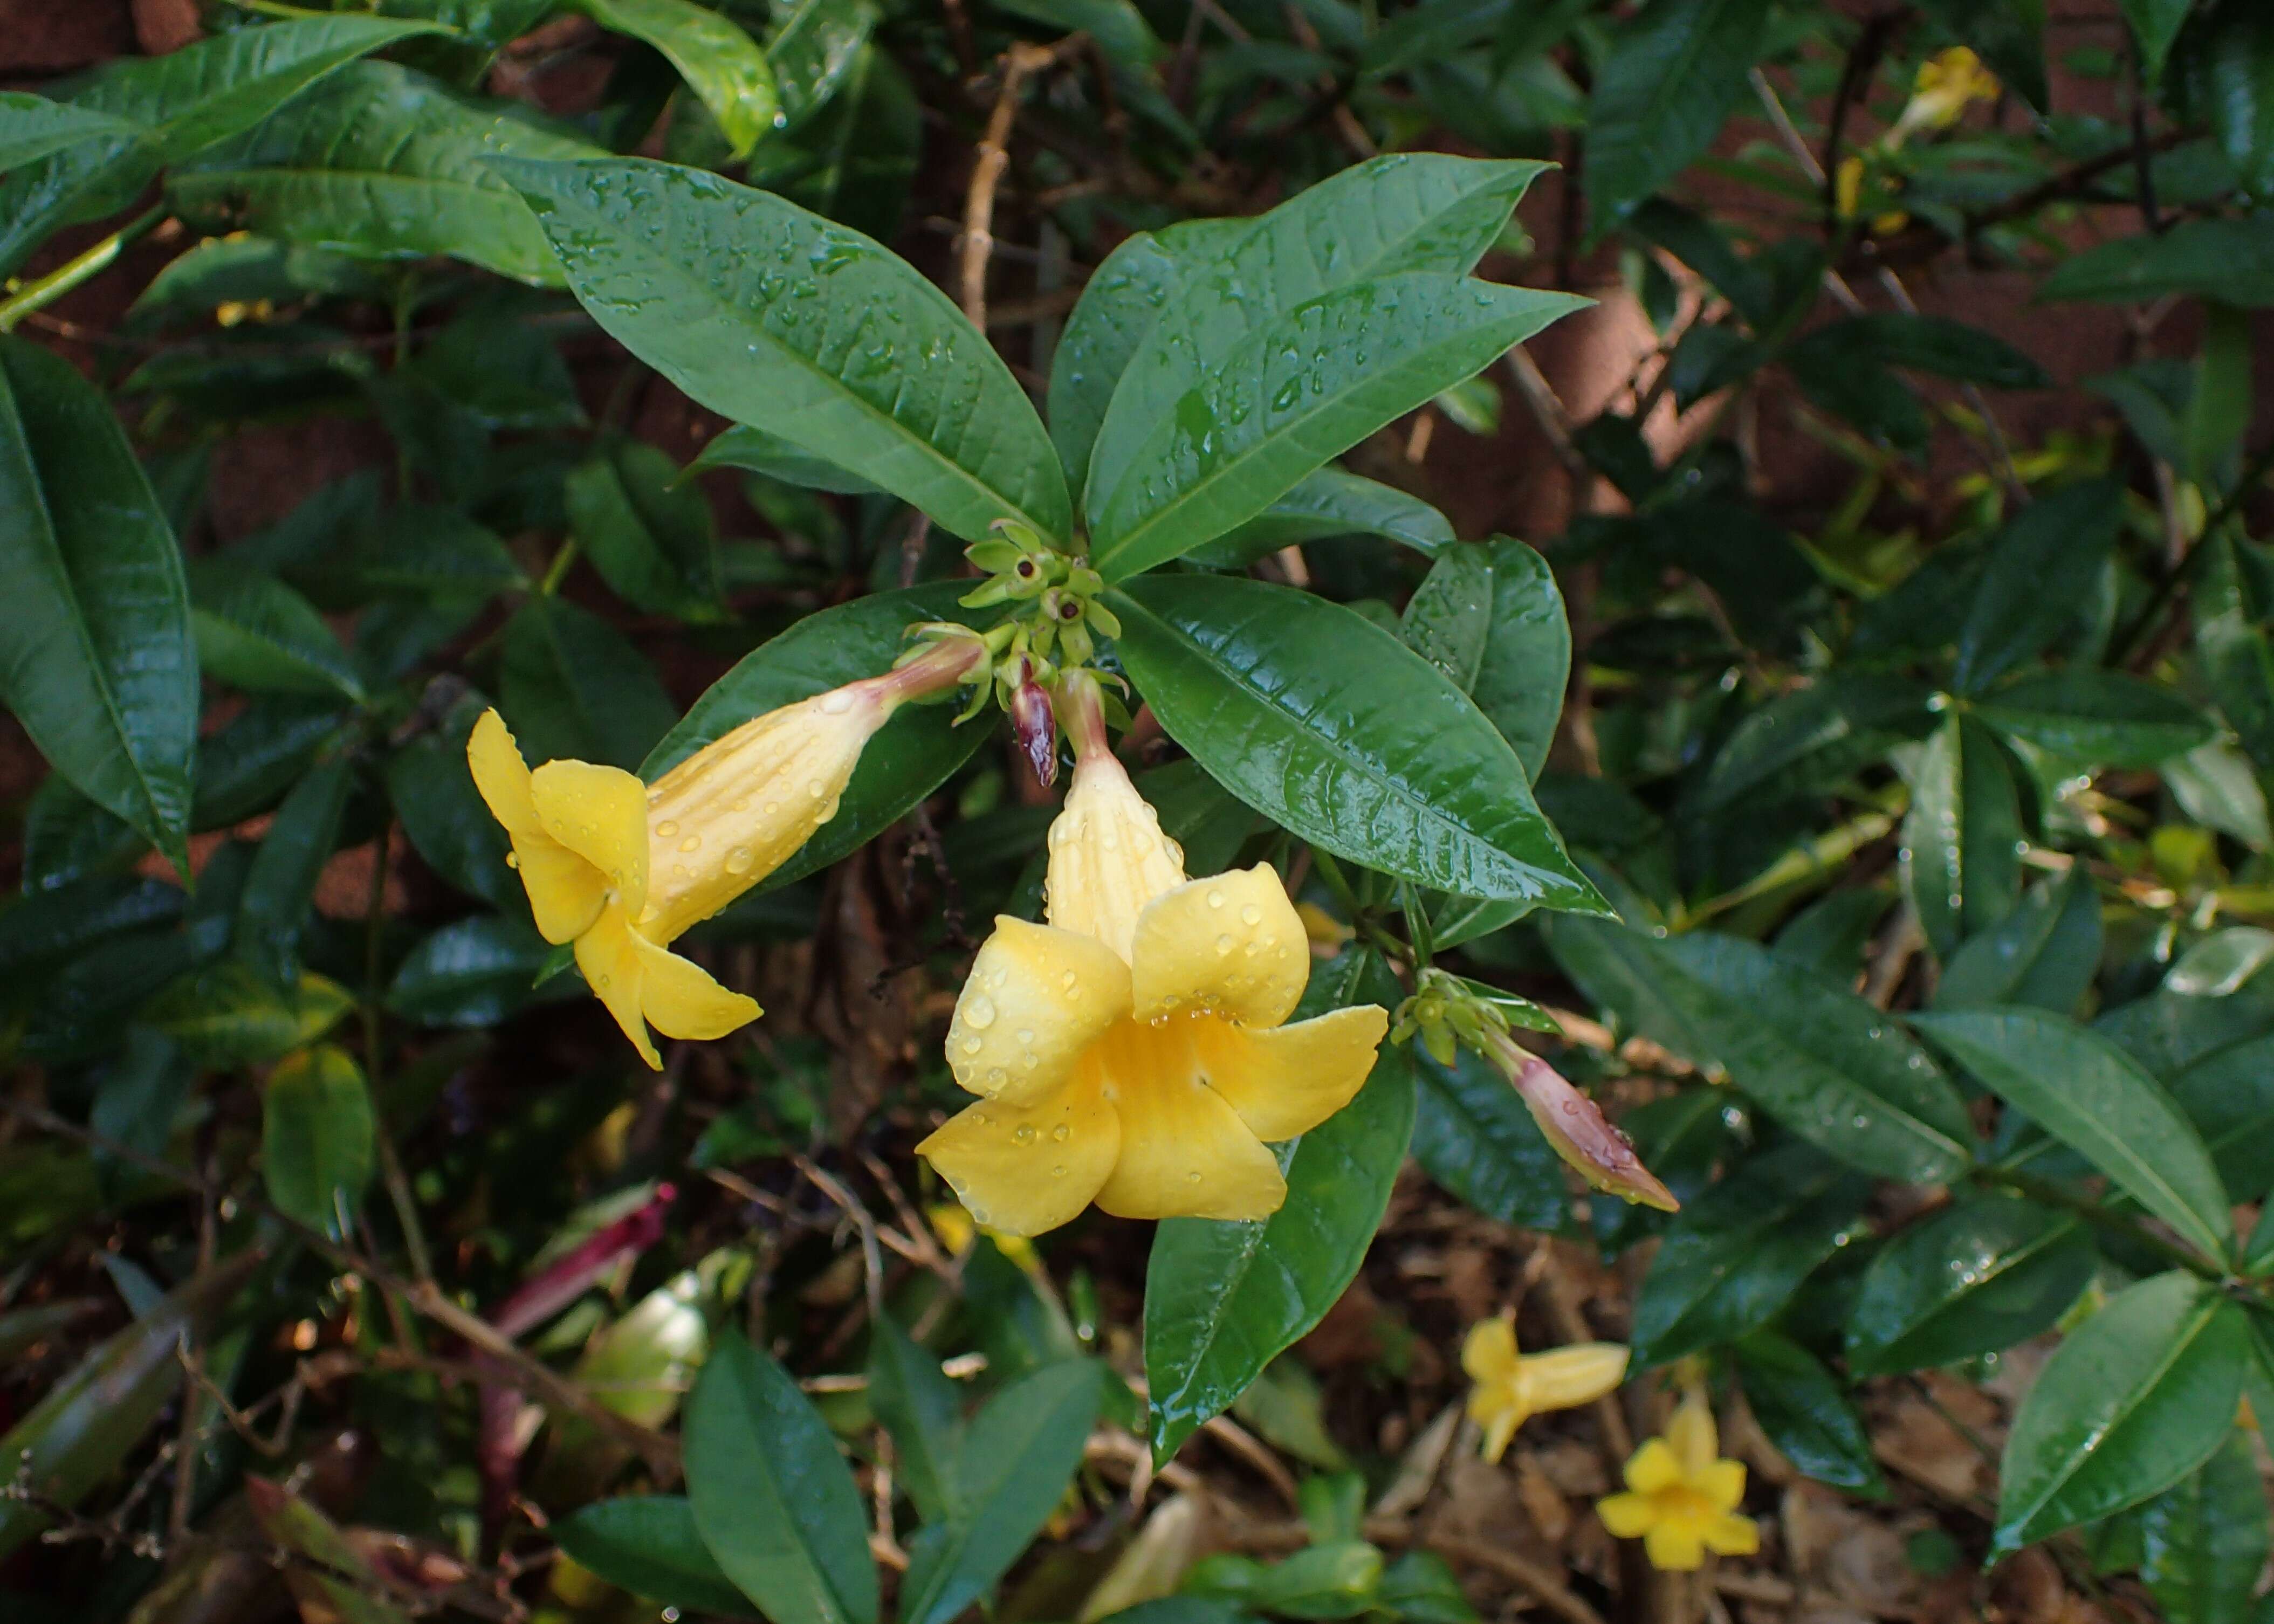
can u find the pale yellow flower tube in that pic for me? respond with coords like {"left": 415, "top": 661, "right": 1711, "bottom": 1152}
{"left": 469, "top": 638, "right": 981, "bottom": 1068}
{"left": 1461, "top": 1317, "right": 1629, "bottom": 1463}
{"left": 917, "top": 673, "right": 1389, "bottom": 1236}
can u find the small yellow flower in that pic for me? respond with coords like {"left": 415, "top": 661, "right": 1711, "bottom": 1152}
{"left": 926, "top": 1202, "right": 1041, "bottom": 1272}
{"left": 469, "top": 645, "right": 975, "bottom": 1067}
{"left": 1890, "top": 46, "right": 1998, "bottom": 145}
{"left": 1596, "top": 1394, "right": 1760, "bottom": 1571}
{"left": 1461, "top": 1317, "right": 1628, "bottom": 1463}
{"left": 917, "top": 678, "right": 1387, "bottom": 1237}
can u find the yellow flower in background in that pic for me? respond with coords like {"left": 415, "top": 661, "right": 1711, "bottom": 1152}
{"left": 469, "top": 643, "right": 979, "bottom": 1067}
{"left": 1462, "top": 1317, "right": 1629, "bottom": 1463}
{"left": 1596, "top": 1394, "right": 1760, "bottom": 1571}
{"left": 1892, "top": 46, "right": 2000, "bottom": 144}
{"left": 918, "top": 676, "right": 1387, "bottom": 1237}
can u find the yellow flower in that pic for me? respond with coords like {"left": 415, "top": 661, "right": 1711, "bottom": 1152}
{"left": 1596, "top": 1395, "right": 1760, "bottom": 1571}
{"left": 1890, "top": 46, "right": 1998, "bottom": 145}
{"left": 917, "top": 680, "right": 1387, "bottom": 1237}
{"left": 468, "top": 644, "right": 977, "bottom": 1067}
{"left": 1461, "top": 1317, "right": 1629, "bottom": 1463}
{"left": 925, "top": 1201, "right": 1040, "bottom": 1274}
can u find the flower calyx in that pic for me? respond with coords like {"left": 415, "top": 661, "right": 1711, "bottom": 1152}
{"left": 1391, "top": 966, "right": 1558, "bottom": 1068}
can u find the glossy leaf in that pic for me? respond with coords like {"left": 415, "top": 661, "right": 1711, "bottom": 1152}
{"left": 2196, "top": 532, "right": 2274, "bottom": 774}
{"left": 501, "top": 157, "right": 1069, "bottom": 544}
{"left": 1466, "top": 539, "right": 1570, "bottom": 781}
{"left": 1544, "top": 919, "right": 1976, "bottom": 1184}
{"left": 1975, "top": 671, "right": 2216, "bottom": 766}
{"left": 1110, "top": 574, "right": 1604, "bottom": 909}
{"left": 1912, "top": 1009, "right": 2233, "bottom": 1261}
{"left": 386, "top": 704, "right": 521, "bottom": 913}
{"left": 0, "top": 94, "right": 137, "bottom": 171}
{"left": 1699, "top": 673, "right": 1934, "bottom": 810}
{"left": 1144, "top": 951, "right": 1415, "bottom": 1464}
{"left": 1400, "top": 542, "right": 1493, "bottom": 691}
{"left": 2167, "top": 1030, "right": 2274, "bottom": 1200}
{"left": 2137, "top": 1433, "right": 2268, "bottom": 1624}
{"left": 499, "top": 596, "right": 676, "bottom": 773}
{"left": 685, "top": 1332, "right": 878, "bottom": 1624}
{"left": 740, "top": 43, "right": 918, "bottom": 244}
{"left": 1583, "top": 0, "right": 1770, "bottom": 222}
{"left": 388, "top": 915, "right": 567, "bottom": 1028}
{"left": 1188, "top": 467, "right": 1455, "bottom": 569}
{"left": 170, "top": 63, "right": 604, "bottom": 287}
{"left": 1954, "top": 481, "right": 2121, "bottom": 694}
{"left": 146, "top": 964, "right": 354, "bottom": 1068}
{"left": 1628, "top": 1141, "right": 1870, "bottom": 1367}
{"left": 0, "top": 339, "right": 197, "bottom": 872}
{"left": 900, "top": 1361, "right": 1103, "bottom": 1624}
{"left": 1734, "top": 1332, "right": 1885, "bottom": 1495}
{"left": 1935, "top": 871, "right": 2102, "bottom": 1014}
{"left": 866, "top": 1315, "right": 964, "bottom": 1525}
{"left": 553, "top": 1497, "right": 758, "bottom": 1620}
{"left": 1844, "top": 1194, "right": 2094, "bottom": 1377}
{"left": 567, "top": 441, "right": 726, "bottom": 621}
{"left": 689, "top": 422, "right": 878, "bottom": 495}
{"left": 2167, "top": 927, "right": 2274, "bottom": 999}
{"left": 187, "top": 558, "right": 362, "bottom": 701}
{"left": 235, "top": 755, "right": 354, "bottom": 987}
{"left": 572, "top": 0, "right": 780, "bottom": 156}
{"left": 262, "top": 1044, "right": 375, "bottom": 1240}
{"left": 1089, "top": 273, "right": 1585, "bottom": 579}
{"left": 2041, "top": 215, "right": 2274, "bottom": 307}
{"left": 1994, "top": 1271, "right": 2248, "bottom": 1553}
{"left": 767, "top": 0, "right": 879, "bottom": 130}
{"left": 1901, "top": 715, "right": 2025, "bottom": 961}
{"left": 644, "top": 585, "right": 986, "bottom": 888}
{"left": 1409, "top": 1045, "right": 1565, "bottom": 1231}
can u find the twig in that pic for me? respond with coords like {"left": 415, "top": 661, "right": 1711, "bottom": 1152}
{"left": 0, "top": 206, "right": 168, "bottom": 334}
{"left": 1200, "top": 1414, "right": 1300, "bottom": 1508}
{"left": 792, "top": 1154, "right": 889, "bottom": 1322}
{"left": 961, "top": 40, "right": 1083, "bottom": 329}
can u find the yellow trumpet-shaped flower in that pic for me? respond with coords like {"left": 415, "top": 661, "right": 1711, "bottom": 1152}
{"left": 1461, "top": 1317, "right": 1629, "bottom": 1464}
{"left": 1889, "top": 46, "right": 1998, "bottom": 146}
{"left": 917, "top": 678, "right": 1388, "bottom": 1237}
{"left": 468, "top": 642, "right": 979, "bottom": 1068}
{"left": 1596, "top": 1395, "right": 1760, "bottom": 1571}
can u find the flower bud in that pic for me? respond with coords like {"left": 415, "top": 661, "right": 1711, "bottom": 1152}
{"left": 1500, "top": 1043, "right": 1678, "bottom": 1213}
{"left": 1009, "top": 663, "right": 1059, "bottom": 788}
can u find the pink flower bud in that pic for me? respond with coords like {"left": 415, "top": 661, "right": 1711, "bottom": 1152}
{"left": 1011, "top": 671, "right": 1059, "bottom": 788}
{"left": 1502, "top": 1047, "right": 1678, "bottom": 1213}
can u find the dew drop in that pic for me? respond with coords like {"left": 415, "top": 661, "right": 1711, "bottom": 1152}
{"left": 1186, "top": 1170, "right": 1203, "bottom": 1183}
{"left": 1206, "top": 889, "right": 1226, "bottom": 909}
{"left": 656, "top": 820, "right": 680, "bottom": 838}
{"left": 1052, "top": 1164, "right": 1068, "bottom": 1177}
{"left": 731, "top": 797, "right": 748, "bottom": 813}
{"left": 505, "top": 852, "right": 520, "bottom": 870}
{"left": 678, "top": 835, "right": 700, "bottom": 852}
{"left": 1052, "top": 1123, "right": 1070, "bottom": 1141}
{"left": 725, "top": 846, "right": 754, "bottom": 874}
{"left": 1240, "top": 903, "right": 1262, "bottom": 926}
{"left": 965, "top": 995, "right": 998, "bottom": 1029}
{"left": 1012, "top": 1123, "right": 1036, "bottom": 1144}
{"left": 821, "top": 690, "right": 854, "bottom": 714}
{"left": 807, "top": 779, "right": 828, "bottom": 799}
{"left": 961, "top": 1035, "right": 983, "bottom": 1055}
{"left": 1015, "top": 1027, "right": 1034, "bottom": 1044}
{"left": 1061, "top": 970, "right": 1080, "bottom": 994}
{"left": 1215, "top": 933, "right": 1234, "bottom": 955}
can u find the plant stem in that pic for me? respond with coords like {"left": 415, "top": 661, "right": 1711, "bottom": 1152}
{"left": 1976, "top": 1165, "right": 2228, "bottom": 1284}
{"left": 362, "top": 827, "right": 436, "bottom": 1286}
{"left": 0, "top": 207, "right": 167, "bottom": 335}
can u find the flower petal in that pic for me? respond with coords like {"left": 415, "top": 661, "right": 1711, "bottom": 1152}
{"left": 531, "top": 759, "right": 651, "bottom": 916}
{"left": 1461, "top": 1318, "right": 1520, "bottom": 1385}
{"left": 573, "top": 905, "right": 661, "bottom": 1070}
{"left": 467, "top": 710, "right": 606, "bottom": 944}
{"left": 1480, "top": 1400, "right": 1524, "bottom": 1464}
{"left": 1517, "top": 1344, "right": 1629, "bottom": 1414}
{"left": 1091, "top": 1061, "right": 1286, "bottom": 1222}
{"left": 1195, "top": 1004, "right": 1386, "bottom": 1142}
{"left": 1595, "top": 1492, "right": 1657, "bottom": 1540}
{"left": 1667, "top": 1396, "right": 1720, "bottom": 1480}
{"left": 1702, "top": 1512, "right": 1760, "bottom": 1558}
{"left": 632, "top": 932, "right": 760, "bottom": 1041}
{"left": 1643, "top": 1520, "right": 1706, "bottom": 1572}
{"left": 1129, "top": 865, "right": 1308, "bottom": 1026}
{"left": 1693, "top": 1458, "right": 1747, "bottom": 1515}
{"left": 916, "top": 1076, "right": 1120, "bottom": 1238}
{"left": 946, "top": 917, "right": 1132, "bottom": 1108}
{"left": 1045, "top": 753, "right": 1186, "bottom": 962}
{"left": 1623, "top": 1439, "right": 1682, "bottom": 1496}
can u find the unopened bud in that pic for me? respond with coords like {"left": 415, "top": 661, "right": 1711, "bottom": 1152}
{"left": 1499, "top": 1042, "right": 1678, "bottom": 1212}
{"left": 1010, "top": 665, "right": 1059, "bottom": 787}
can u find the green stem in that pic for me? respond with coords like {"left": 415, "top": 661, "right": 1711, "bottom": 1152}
{"left": 1976, "top": 1165, "right": 2228, "bottom": 1285}
{"left": 361, "top": 828, "right": 436, "bottom": 1286}
{"left": 0, "top": 206, "right": 167, "bottom": 335}
{"left": 537, "top": 539, "right": 580, "bottom": 595}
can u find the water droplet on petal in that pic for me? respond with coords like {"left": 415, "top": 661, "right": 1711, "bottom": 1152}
{"left": 1052, "top": 1123, "right": 1070, "bottom": 1141}
{"left": 1206, "top": 889, "right": 1226, "bottom": 909}
{"left": 656, "top": 820, "right": 680, "bottom": 838}
{"left": 1012, "top": 1123, "right": 1036, "bottom": 1144}
{"left": 1240, "top": 903, "right": 1262, "bottom": 926}
{"left": 965, "top": 995, "right": 998, "bottom": 1029}
{"left": 725, "top": 846, "right": 754, "bottom": 874}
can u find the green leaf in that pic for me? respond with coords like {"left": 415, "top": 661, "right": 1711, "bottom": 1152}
{"left": 170, "top": 62, "right": 604, "bottom": 288}
{"left": 2183, "top": 302, "right": 2253, "bottom": 487}
{"left": 2193, "top": 1, "right": 2274, "bottom": 197}
{"left": 1089, "top": 274, "right": 1585, "bottom": 579}
{"left": 1466, "top": 539, "right": 1569, "bottom": 781}
{"left": 2122, "top": 0, "right": 2194, "bottom": 83}
{"left": 146, "top": 963, "right": 354, "bottom": 1068}
{"left": 1628, "top": 1141, "right": 1870, "bottom": 1367}
{"left": 1543, "top": 919, "right": 1976, "bottom": 1184}
{"left": 1144, "top": 951, "right": 1414, "bottom": 1464}
{"left": 1400, "top": 541, "right": 1494, "bottom": 691}
{"left": 500, "top": 597, "right": 676, "bottom": 772}
{"left": 685, "top": 1332, "right": 878, "bottom": 1624}
{"left": 767, "top": 0, "right": 880, "bottom": 132}
{"left": 1409, "top": 1045, "right": 1565, "bottom": 1230}
{"left": 2167, "top": 927, "right": 2274, "bottom": 999}
{"left": 2195, "top": 533, "right": 2274, "bottom": 774}
{"left": 1582, "top": 0, "right": 1771, "bottom": 223}
{"left": 567, "top": 442, "right": 726, "bottom": 621}
{"left": 900, "top": 1361, "right": 1103, "bottom": 1624}
{"left": 0, "top": 339, "right": 197, "bottom": 872}
{"left": 643, "top": 585, "right": 986, "bottom": 890}
{"left": 1994, "top": 1272, "right": 2248, "bottom": 1553}
{"left": 235, "top": 756, "right": 355, "bottom": 986}
{"left": 262, "top": 1043, "right": 375, "bottom": 1240}
{"left": 1974, "top": 671, "right": 2216, "bottom": 766}
{"left": 1935, "top": 871, "right": 2102, "bottom": 1014}
{"left": 2167, "top": 1029, "right": 2274, "bottom": 1200}
{"left": 387, "top": 915, "right": 568, "bottom": 1028}
{"left": 1111, "top": 575, "right": 1604, "bottom": 910}
{"left": 1086, "top": 154, "right": 1551, "bottom": 531}
{"left": 1912, "top": 1009, "right": 2234, "bottom": 1261}
{"left": 0, "top": 94, "right": 138, "bottom": 171}
{"left": 386, "top": 704, "right": 520, "bottom": 913}
{"left": 499, "top": 157, "right": 1069, "bottom": 545}
{"left": 2041, "top": 216, "right": 2274, "bottom": 307}
{"left": 571, "top": 0, "right": 779, "bottom": 156}
{"left": 553, "top": 1497, "right": 759, "bottom": 1620}
{"left": 2165, "top": 741, "right": 2272, "bottom": 850}
{"left": 1797, "top": 313, "right": 2051, "bottom": 390}
{"left": 1733, "top": 1332, "right": 1885, "bottom": 1495}
{"left": 1912, "top": 0, "right": 2049, "bottom": 111}
{"left": 1698, "top": 674, "right": 1934, "bottom": 811}
{"left": 1954, "top": 480, "right": 2122, "bottom": 693}
{"left": 187, "top": 559, "right": 363, "bottom": 702}
{"left": 689, "top": 423, "right": 878, "bottom": 495}
{"left": 741, "top": 43, "right": 917, "bottom": 243}
{"left": 1187, "top": 467, "right": 1455, "bottom": 569}
{"left": 1901, "top": 715, "right": 2025, "bottom": 961}
{"left": 2138, "top": 1433, "right": 2269, "bottom": 1624}
{"left": 1844, "top": 1194, "right": 2094, "bottom": 1377}
{"left": 865, "top": 1315, "right": 964, "bottom": 1525}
